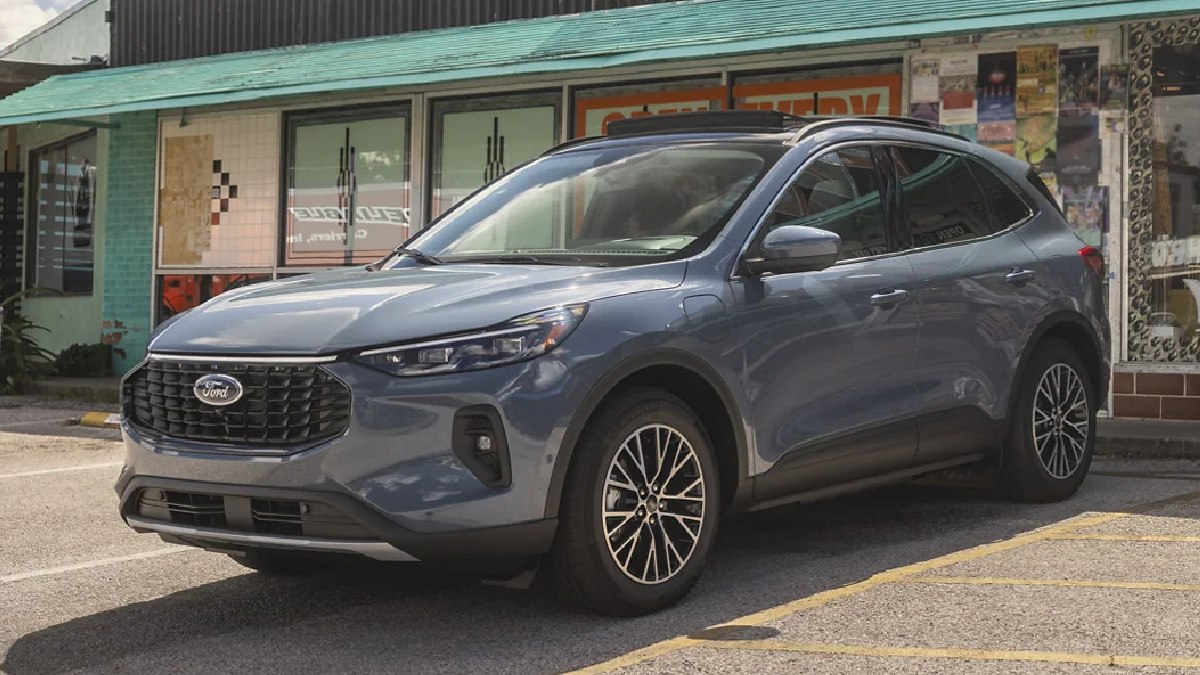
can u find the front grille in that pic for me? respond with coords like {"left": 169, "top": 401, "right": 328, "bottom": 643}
{"left": 125, "top": 360, "right": 351, "bottom": 448}
{"left": 136, "top": 489, "right": 375, "bottom": 540}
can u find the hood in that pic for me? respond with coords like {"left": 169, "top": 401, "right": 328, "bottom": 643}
{"left": 148, "top": 262, "right": 686, "bottom": 355}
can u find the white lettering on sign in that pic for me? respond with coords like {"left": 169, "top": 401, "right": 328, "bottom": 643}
{"left": 287, "top": 206, "right": 411, "bottom": 226}
{"left": 735, "top": 86, "right": 896, "bottom": 116}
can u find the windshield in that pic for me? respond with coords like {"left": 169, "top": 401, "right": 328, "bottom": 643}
{"left": 399, "top": 141, "right": 786, "bottom": 266}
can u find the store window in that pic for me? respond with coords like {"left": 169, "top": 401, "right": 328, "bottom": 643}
{"left": 283, "top": 105, "right": 412, "bottom": 267}
{"left": 158, "top": 273, "right": 272, "bottom": 323}
{"left": 764, "top": 147, "right": 887, "bottom": 260}
{"left": 430, "top": 93, "right": 560, "bottom": 220}
{"left": 1147, "top": 43, "right": 1200, "bottom": 343}
{"left": 733, "top": 62, "right": 903, "bottom": 117}
{"left": 573, "top": 77, "right": 724, "bottom": 138}
{"left": 27, "top": 133, "right": 98, "bottom": 294}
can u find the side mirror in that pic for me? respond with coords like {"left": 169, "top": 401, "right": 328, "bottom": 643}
{"left": 743, "top": 224, "right": 841, "bottom": 275}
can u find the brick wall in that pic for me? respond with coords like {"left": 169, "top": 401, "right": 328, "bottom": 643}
{"left": 101, "top": 112, "right": 156, "bottom": 375}
{"left": 1113, "top": 371, "right": 1200, "bottom": 421}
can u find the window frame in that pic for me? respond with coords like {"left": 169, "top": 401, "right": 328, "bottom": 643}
{"left": 25, "top": 130, "right": 99, "bottom": 297}
{"left": 735, "top": 141, "right": 901, "bottom": 278}
{"left": 880, "top": 141, "right": 1037, "bottom": 256}
{"left": 278, "top": 101, "right": 413, "bottom": 268}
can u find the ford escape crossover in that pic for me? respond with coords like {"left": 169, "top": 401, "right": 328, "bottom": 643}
{"left": 118, "top": 111, "right": 1108, "bottom": 616}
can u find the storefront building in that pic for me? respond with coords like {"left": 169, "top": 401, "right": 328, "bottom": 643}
{"left": 0, "top": 0, "right": 1197, "bottom": 419}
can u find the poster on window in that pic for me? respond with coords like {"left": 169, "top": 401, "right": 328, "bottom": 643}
{"left": 1062, "top": 185, "right": 1107, "bottom": 246}
{"left": 979, "top": 120, "right": 1017, "bottom": 156}
{"left": 909, "top": 101, "right": 940, "bottom": 123}
{"left": 1059, "top": 47, "right": 1100, "bottom": 111}
{"left": 910, "top": 56, "right": 940, "bottom": 103}
{"left": 977, "top": 52, "right": 1017, "bottom": 121}
{"left": 1101, "top": 64, "right": 1130, "bottom": 110}
{"left": 575, "top": 87, "right": 725, "bottom": 138}
{"left": 1016, "top": 114, "right": 1058, "bottom": 174}
{"left": 938, "top": 54, "right": 978, "bottom": 125}
{"left": 734, "top": 73, "right": 902, "bottom": 118}
{"left": 1057, "top": 111, "right": 1101, "bottom": 186}
{"left": 1017, "top": 45, "right": 1058, "bottom": 115}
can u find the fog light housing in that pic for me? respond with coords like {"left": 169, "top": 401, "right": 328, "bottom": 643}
{"left": 452, "top": 406, "right": 510, "bottom": 488}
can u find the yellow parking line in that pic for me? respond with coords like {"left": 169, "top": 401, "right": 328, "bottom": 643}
{"left": 695, "top": 640, "right": 1200, "bottom": 669}
{"left": 569, "top": 488, "right": 1200, "bottom": 675}
{"left": 1051, "top": 533, "right": 1200, "bottom": 543}
{"left": 906, "top": 575, "right": 1200, "bottom": 593}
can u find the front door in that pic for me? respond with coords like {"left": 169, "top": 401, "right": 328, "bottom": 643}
{"left": 730, "top": 146, "right": 922, "bottom": 503}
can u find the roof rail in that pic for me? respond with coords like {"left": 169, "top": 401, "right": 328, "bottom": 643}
{"left": 606, "top": 110, "right": 808, "bottom": 137}
{"left": 793, "top": 116, "right": 968, "bottom": 142}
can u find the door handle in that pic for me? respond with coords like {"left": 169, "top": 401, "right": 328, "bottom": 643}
{"left": 1005, "top": 269, "right": 1037, "bottom": 285}
{"left": 869, "top": 289, "right": 910, "bottom": 307}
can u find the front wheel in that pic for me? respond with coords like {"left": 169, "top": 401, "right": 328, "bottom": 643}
{"left": 549, "top": 387, "right": 720, "bottom": 616}
{"left": 999, "top": 339, "right": 1097, "bottom": 503}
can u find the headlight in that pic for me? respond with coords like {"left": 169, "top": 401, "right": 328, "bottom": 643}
{"left": 354, "top": 304, "right": 588, "bottom": 377}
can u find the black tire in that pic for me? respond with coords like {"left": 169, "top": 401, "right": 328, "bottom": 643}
{"left": 229, "top": 550, "right": 328, "bottom": 575}
{"left": 999, "top": 338, "right": 1097, "bottom": 503}
{"left": 549, "top": 387, "right": 720, "bottom": 616}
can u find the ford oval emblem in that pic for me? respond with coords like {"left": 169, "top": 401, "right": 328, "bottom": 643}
{"left": 193, "top": 374, "right": 244, "bottom": 407}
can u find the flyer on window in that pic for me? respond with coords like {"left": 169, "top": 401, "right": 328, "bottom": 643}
{"left": 1057, "top": 111, "right": 1101, "bottom": 186}
{"left": 979, "top": 120, "right": 1016, "bottom": 155}
{"left": 1017, "top": 114, "right": 1058, "bottom": 174}
{"left": 977, "top": 52, "right": 1017, "bottom": 121}
{"left": 1059, "top": 47, "right": 1100, "bottom": 111}
{"left": 910, "top": 56, "right": 941, "bottom": 103}
{"left": 909, "top": 101, "right": 940, "bottom": 123}
{"left": 1101, "top": 64, "right": 1130, "bottom": 110}
{"left": 1062, "top": 185, "right": 1108, "bottom": 246}
{"left": 939, "top": 54, "right": 978, "bottom": 125}
{"left": 1017, "top": 45, "right": 1058, "bottom": 115}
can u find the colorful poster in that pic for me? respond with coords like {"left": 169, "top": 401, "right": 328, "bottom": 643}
{"left": 1017, "top": 114, "right": 1058, "bottom": 174}
{"left": 939, "top": 54, "right": 978, "bottom": 125}
{"left": 1017, "top": 45, "right": 1058, "bottom": 115}
{"left": 979, "top": 120, "right": 1016, "bottom": 156}
{"left": 1101, "top": 64, "right": 1130, "bottom": 110}
{"left": 733, "top": 74, "right": 902, "bottom": 118}
{"left": 977, "top": 52, "right": 1017, "bottom": 121}
{"left": 1057, "top": 111, "right": 1101, "bottom": 186}
{"left": 911, "top": 57, "right": 940, "bottom": 103}
{"left": 1059, "top": 47, "right": 1100, "bottom": 111}
{"left": 910, "top": 101, "right": 940, "bottom": 123}
{"left": 1062, "top": 185, "right": 1108, "bottom": 246}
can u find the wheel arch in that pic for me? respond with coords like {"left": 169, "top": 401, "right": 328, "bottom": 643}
{"left": 1009, "top": 311, "right": 1108, "bottom": 421}
{"left": 544, "top": 350, "right": 752, "bottom": 519}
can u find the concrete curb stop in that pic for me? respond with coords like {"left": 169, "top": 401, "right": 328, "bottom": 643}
{"left": 79, "top": 412, "right": 122, "bottom": 429}
{"left": 1095, "top": 418, "right": 1200, "bottom": 460}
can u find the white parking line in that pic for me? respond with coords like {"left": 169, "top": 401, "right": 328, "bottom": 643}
{"left": 0, "top": 462, "right": 123, "bottom": 479}
{"left": 0, "top": 548, "right": 189, "bottom": 584}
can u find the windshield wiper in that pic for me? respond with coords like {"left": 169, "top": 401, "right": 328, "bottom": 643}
{"left": 384, "top": 247, "right": 443, "bottom": 267}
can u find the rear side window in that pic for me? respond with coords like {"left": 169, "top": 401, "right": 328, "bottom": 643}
{"left": 1025, "top": 167, "right": 1064, "bottom": 216}
{"left": 892, "top": 147, "right": 991, "bottom": 248}
{"left": 972, "top": 162, "right": 1035, "bottom": 230}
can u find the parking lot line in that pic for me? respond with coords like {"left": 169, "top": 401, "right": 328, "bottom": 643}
{"left": 905, "top": 575, "right": 1200, "bottom": 593}
{"left": 0, "top": 462, "right": 123, "bottom": 480}
{"left": 691, "top": 639, "right": 1200, "bottom": 669}
{"left": 571, "top": 488, "right": 1200, "bottom": 674}
{"left": 1051, "top": 533, "right": 1200, "bottom": 543}
{"left": 0, "top": 548, "right": 187, "bottom": 585}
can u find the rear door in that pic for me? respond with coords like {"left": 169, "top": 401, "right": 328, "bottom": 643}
{"left": 885, "top": 145, "right": 1043, "bottom": 464}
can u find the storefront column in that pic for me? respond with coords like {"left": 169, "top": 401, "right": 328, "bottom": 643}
{"left": 101, "top": 111, "right": 157, "bottom": 375}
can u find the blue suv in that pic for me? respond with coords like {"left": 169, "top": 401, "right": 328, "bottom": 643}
{"left": 118, "top": 112, "right": 1109, "bottom": 616}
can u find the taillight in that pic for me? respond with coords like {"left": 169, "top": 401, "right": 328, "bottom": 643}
{"left": 1079, "top": 246, "right": 1105, "bottom": 278}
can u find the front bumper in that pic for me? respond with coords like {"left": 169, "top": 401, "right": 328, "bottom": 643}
{"left": 117, "top": 354, "right": 586, "bottom": 564}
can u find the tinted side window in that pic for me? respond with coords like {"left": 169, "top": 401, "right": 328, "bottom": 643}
{"left": 764, "top": 147, "right": 888, "bottom": 260}
{"left": 893, "top": 147, "right": 990, "bottom": 248}
{"left": 971, "top": 162, "right": 1034, "bottom": 231}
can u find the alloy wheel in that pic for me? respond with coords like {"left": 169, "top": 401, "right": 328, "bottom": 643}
{"left": 601, "top": 424, "right": 706, "bottom": 585}
{"left": 1032, "top": 363, "right": 1090, "bottom": 480}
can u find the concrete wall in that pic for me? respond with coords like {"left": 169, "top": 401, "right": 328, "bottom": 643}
{"left": 0, "top": 0, "right": 109, "bottom": 65}
{"left": 17, "top": 122, "right": 107, "bottom": 357}
{"left": 101, "top": 111, "right": 155, "bottom": 375}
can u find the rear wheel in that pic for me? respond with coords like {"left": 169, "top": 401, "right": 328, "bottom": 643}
{"left": 549, "top": 387, "right": 719, "bottom": 616}
{"left": 999, "top": 339, "right": 1096, "bottom": 503}
{"left": 229, "top": 551, "right": 328, "bottom": 575}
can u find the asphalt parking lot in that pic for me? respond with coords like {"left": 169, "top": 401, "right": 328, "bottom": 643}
{"left": 3, "top": 426, "right": 1200, "bottom": 674}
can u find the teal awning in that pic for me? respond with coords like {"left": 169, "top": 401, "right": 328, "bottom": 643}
{"left": 0, "top": 0, "right": 1194, "bottom": 126}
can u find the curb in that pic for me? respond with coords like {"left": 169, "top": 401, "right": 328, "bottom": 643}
{"left": 1096, "top": 437, "right": 1200, "bottom": 459}
{"left": 79, "top": 412, "right": 122, "bottom": 429}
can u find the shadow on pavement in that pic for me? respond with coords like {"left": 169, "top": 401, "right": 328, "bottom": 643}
{"left": 4, "top": 478, "right": 1191, "bottom": 674}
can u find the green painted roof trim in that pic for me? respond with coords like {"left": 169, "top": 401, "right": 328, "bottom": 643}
{"left": 0, "top": 0, "right": 1194, "bottom": 126}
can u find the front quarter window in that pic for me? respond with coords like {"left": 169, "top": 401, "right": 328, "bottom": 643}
{"left": 402, "top": 142, "right": 783, "bottom": 266}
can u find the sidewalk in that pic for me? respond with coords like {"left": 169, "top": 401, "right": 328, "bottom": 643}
{"left": 1096, "top": 417, "right": 1200, "bottom": 458}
